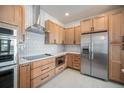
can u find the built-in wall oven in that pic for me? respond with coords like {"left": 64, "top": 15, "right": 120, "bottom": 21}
{"left": 0, "top": 27, "right": 17, "bottom": 67}
{"left": 0, "top": 27, "right": 17, "bottom": 88}
{"left": 0, "top": 65, "right": 17, "bottom": 88}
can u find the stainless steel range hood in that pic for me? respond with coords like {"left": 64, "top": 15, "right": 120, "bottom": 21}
{"left": 26, "top": 5, "right": 46, "bottom": 34}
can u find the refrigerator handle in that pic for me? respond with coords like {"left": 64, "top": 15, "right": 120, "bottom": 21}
{"left": 89, "top": 44, "right": 91, "bottom": 60}
{"left": 91, "top": 42, "right": 94, "bottom": 60}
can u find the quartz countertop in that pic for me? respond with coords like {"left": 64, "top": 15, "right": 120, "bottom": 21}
{"left": 19, "top": 52, "right": 80, "bottom": 64}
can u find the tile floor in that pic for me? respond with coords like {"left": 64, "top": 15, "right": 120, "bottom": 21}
{"left": 40, "top": 68, "right": 124, "bottom": 88}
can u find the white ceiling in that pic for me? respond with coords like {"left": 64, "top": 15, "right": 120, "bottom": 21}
{"left": 40, "top": 5, "right": 123, "bottom": 24}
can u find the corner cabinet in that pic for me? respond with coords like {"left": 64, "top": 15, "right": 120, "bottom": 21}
{"left": 64, "top": 27, "right": 75, "bottom": 44}
{"left": 19, "top": 63, "right": 31, "bottom": 88}
{"left": 74, "top": 26, "right": 81, "bottom": 44}
{"left": 109, "top": 9, "right": 124, "bottom": 83}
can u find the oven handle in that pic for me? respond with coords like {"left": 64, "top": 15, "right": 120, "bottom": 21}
{"left": 0, "top": 65, "right": 17, "bottom": 72}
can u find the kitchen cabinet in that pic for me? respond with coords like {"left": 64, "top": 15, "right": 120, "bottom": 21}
{"left": 30, "top": 58, "right": 55, "bottom": 87}
{"left": 66, "top": 54, "right": 80, "bottom": 70}
{"left": 45, "top": 20, "right": 64, "bottom": 44}
{"left": 80, "top": 14, "right": 108, "bottom": 33}
{"left": 93, "top": 14, "right": 108, "bottom": 32}
{"left": 66, "top": 54, "right": 74, "bottom": 68}
{"left": 74, "top": 25, "right": 81, "bottom": 44}
{"left": 45, "top": 20, "right": 56, "bottom": 44}
{"left": 58, "top": 26, "right": 65, "bottom": 44}
{"left": 64, "top": 27, "right": 75, "bottom": 44}
{"left": 109, "top": 9, "right": 124, "bottom": 83}
{"left": 55, "top": 63, "right": 66, "bottom": 74}
{"left": 80, "top": 18, "right": 92, "bottom": 33}
{"left": 0, "top": 5, "right": 18, "bottom": 25}
{"left": 72, "top": 54, "right": 80, "bottom": 70}
{"left": 109, "top": 10, "right": 122, "bottom": 44}
{"left": 31, "top": 69, "right": 55, "bottom": 88}
{"left": 19, "top": 63, "right": 31, "bottom": 88}
{"left": 0, "top": 5, "right": 25, "bottom": 42}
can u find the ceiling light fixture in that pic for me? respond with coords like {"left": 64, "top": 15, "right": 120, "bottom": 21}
{"left": 65, "top": 12, "right": 69, "bottom": 16}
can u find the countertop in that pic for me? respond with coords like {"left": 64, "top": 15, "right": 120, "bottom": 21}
{"left": 19, "top": 52, "right": 80, "bottom": 64}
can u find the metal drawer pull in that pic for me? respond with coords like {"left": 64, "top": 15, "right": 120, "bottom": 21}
{"left": 41, "top": 75, "right": 49, "bottom": 80}
{"left": 58, "top": 67, "right": 63, "bottom": 70}
{"left": 41, "top": 67, "right": 49, "bottom": 71}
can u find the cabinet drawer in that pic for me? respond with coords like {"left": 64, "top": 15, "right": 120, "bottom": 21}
{"left": 31, "top": 69, "right": 55, "bottom": 88}
{"left": 31, "top": 58, "right": 55, "bottom": 69}
{"left": 55, "top": 64, "right": 66, "bottom": 74}
{"left": 73, "top": 63, "right": 80, "bottom": 70}
{"left": 31, "top": 62, "right": 55, "bottom": 79}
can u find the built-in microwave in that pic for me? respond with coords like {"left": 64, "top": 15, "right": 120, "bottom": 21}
{"left": 0, "top": 27, "right": 17, "bottom": 67}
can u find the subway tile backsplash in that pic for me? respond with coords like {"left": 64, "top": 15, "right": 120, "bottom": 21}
{"left": 20, "top": 32, "right": 64, "bottom": 57}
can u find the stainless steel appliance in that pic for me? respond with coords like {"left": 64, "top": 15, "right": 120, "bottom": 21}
{"left": 80, "top": 31, "right": 108, "bottom": 80}
{"left": 0, "top": 27, "right": 17, "bottom": 67}
{"left": 56, "top": 56, "right": 65, "bottom": 67}
{"left": 0, "top": 64, "right": 17, "bottom": 88}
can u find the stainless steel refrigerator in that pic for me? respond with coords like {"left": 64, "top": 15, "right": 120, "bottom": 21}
{"left": 80, "top": 31, "right": 108, "bottom": 80}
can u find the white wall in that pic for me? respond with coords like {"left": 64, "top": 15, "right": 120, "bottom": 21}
{"left": 20, "top": 5, "right": 65, "bottom": 57}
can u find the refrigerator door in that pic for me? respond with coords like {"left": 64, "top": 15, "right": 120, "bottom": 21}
{"left": 91, "top": 32, "right": 108, "bottom": 80}
{"left": 81, "top": 34, "right": 91, "bottom": 75}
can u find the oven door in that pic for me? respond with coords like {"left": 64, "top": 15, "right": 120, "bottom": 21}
{"left": 0, "top": 65, "right": 17, "bottom": 88}
{"left": 0, "top": 36, "right": 17, "bottom": 67}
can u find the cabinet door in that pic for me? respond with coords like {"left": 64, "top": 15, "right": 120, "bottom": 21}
{"left": 58, "top": 26, "right": 64, "bottom": 44}
{"left": 80, "top": 19, "right": 92, "bottom": 33}
{"left": 65, "top": 28, "right": 74, "bottom": 44}
{"left": 45, "top": 20, "right": 56, "bottom": 44}
{"left": 109, "top": 11, "right": 122, "bottom": 44}
{"left": 0, "top": 5, "right": 17, "bottom": 25}
{"left": 66, "top": 54, "right": 73, "bottom": 68}
{"left": 109, "top": 44, "right": 121, "bottom": 82}
{"left": 121, "top": 10, "right": 124, "bottom": 36}
{"left": 93, "top": 14, "right": 108, "bottom": 32}
{"left": 54, "top": 24, "right": 60, "bottom": 44}
{"left": 20, "top": 64, "right": 30, "bottom": 88}
{"left": 74, "top": 26, "right": 81, "bottom": 44}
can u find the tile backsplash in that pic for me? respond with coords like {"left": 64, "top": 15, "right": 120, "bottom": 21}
{"left": 20, "top": 32, "right": 64, "bottom": 57}
{"left": 64, "top": 45, "right": 81, "bottom": 53}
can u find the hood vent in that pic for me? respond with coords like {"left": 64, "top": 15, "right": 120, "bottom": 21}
{"left": 26, "top": 5, "right": 46, "bottom": 34}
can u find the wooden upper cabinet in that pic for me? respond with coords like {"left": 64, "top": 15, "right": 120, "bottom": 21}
{"left": 58, "top": 26, "right": 64, "bottom": 44}
{"left": 80, "top": 18, "right": 92, "bottom": 33}
{"left": 0, "top": 6, "right": 18, "bottom": 25}
{"left": 121, "top": 10, "right": 124, "bottom": 36}
{"left": 45, "top": 20, "right": 56, "bottom": 44}
{"left": 74, "top": 26, "right": 81, "bottom": 44}
{"left": 109, "top": 11, "right": 122, "bottom": 44}
{"left": 93, "top": 14, "right": 108, "bottom": 32}
{"left": 64, "top": 27, "right": 75, "bottom": 44}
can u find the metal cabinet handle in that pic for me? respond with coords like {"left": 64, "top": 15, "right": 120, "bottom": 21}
{"left": 41, "top": 67, "right": 49, "bottom": 71}
{"left": 41, "top": 75, "right": 49, "bottom": 80}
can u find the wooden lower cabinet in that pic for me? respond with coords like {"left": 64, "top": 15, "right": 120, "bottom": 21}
{"left": 19, "top": 63, "right": 31, "bottom": 88}
{"left": 31, "top": 62, "right": 55, "bottom": 79}
{"left": 66, "top": 54, "right": 80, "bottom": 70}
{"left": 31, "top": 69, "right": 55, "bottom": 88}
{"left": 55, "top": 63, "right": 66, "bottom": 74}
